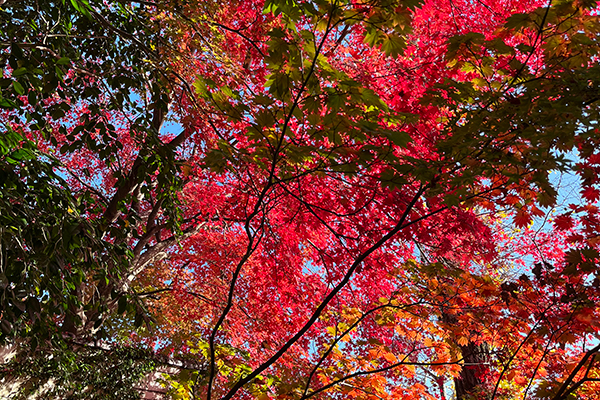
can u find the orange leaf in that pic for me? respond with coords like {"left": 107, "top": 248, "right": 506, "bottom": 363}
{"left": 383, "top": 351, "right": 397, "bottom": 363}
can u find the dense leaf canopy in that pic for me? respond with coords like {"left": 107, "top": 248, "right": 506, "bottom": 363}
{"left": 2, "top": 0, "right": 600, "bottom": 399}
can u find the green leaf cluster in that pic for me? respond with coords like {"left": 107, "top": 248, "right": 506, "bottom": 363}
{"left": 0, "top": 343, "right": 155, "bottom": 400}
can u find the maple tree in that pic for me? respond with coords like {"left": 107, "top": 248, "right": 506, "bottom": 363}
{"left": 2, "top": 0, "right": 600, "bottom": 399}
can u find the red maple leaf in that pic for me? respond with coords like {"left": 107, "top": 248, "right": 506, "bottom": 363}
{"left": 582, "top": 186, "right": 600, "bottom": 202}
{"left": 554, "top": 214, "right": 574, "bottom": 231}
{"left": 514, "top": 209, "right": 531, "bottom": 228}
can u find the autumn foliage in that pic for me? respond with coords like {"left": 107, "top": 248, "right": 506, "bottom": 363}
{"left": 2, "top": 0, "right": 600, "bottom": 399}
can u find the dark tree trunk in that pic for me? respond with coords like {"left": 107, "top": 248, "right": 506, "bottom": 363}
{"left": 453, "top": 341, "right": 489, "bottom": 400}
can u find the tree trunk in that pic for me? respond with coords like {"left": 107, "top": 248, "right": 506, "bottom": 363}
{"left": 453, "top": 341, "right": 489, "bottom": 400}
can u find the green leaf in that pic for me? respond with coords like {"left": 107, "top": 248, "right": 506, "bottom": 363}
{"left": 328, "top": 92, "right": 344, "bottom": 110}
{"left": 303, "top": 96, "right": 320, "bottom": 113}
{"left": 117, "top": 296, "right": 127, "bottom": 314}
{"left": 56, "top": 57, "right": 71, "bottom": 65}
{"left": 381, "top": 34, "right": 405, "bottom": 58}
{"left": 363, "top": 28, "right": 380, "bottom": 47}
{"left": 134, "top": 312, "right": 143, "bottom": 327}
{"left": 193, "top": 79, "right": 208, "bottom": 96}
{"left": 12, "top": 67, "right": 28, "bottom": 77}
{"left": 28, "top": 91, "right": 37, "bottom": 106}
{"left": 443, "top": 194, "right": 460, "bottom": 207}
{"left": 504, "top": 13, "right": 531, "bottom": 30}
{"left": 386, "top": 131, "right": 412, "bottom": 147}
{"left": 0, "top": 98, "right": 17, "bottom": 109}
{"left": 51, "top": 108, "right": 66, "bottom": 120}
{"left": 9, "top": 148, "right": 35, "bottom": 161}
{"left": 13, "top": 81, "right": 25, "bottom": 95}
{"left": 70, "top": 0, "right": 92, "bottom": 18}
